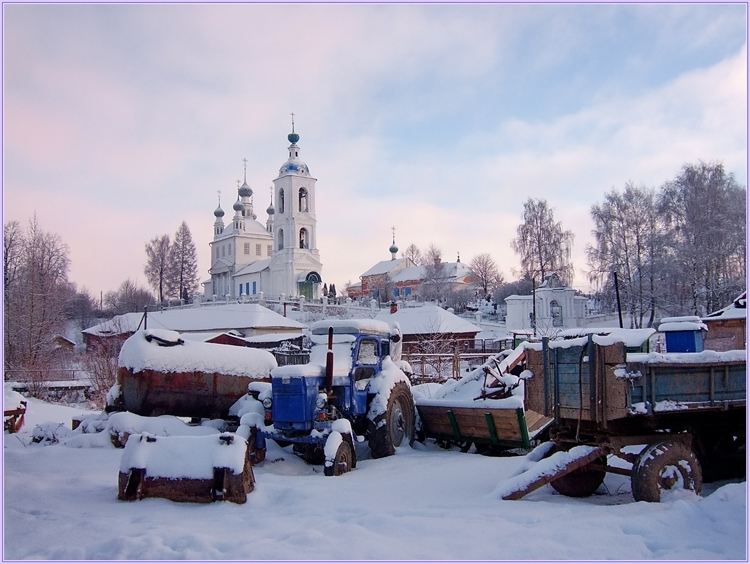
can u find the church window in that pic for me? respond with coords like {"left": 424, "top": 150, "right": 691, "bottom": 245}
{"left": 299, "top": 188, "right": 308, "bottom": 212}
{"left": 279, "top": 189, "right": 285, "bottom": 214}
{"left": 244, "top": 243, "right": 250, "bottom": 255}
{"left": 267, "top": 245, "right": 272, "bottom": 256}
{"left": 221, "top": 245, "right": 225, "bottom": 257}
{"left": 278, "top": 229, "right": 284, "bottom": 250}
{"left": 299, "top": 228, "right": 308, "bottom": 249}
{"left": 256, "top": 244, "right": 261, "bottom": 256}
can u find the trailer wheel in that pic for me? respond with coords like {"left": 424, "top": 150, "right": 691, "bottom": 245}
{"left": 324, "top": 439, "right": 353, "bottom": 477}
{"left": 632, "top": 440, "right": 702, "bottom": 502}
{"left": 368, "top": 382, "right": 415, "bottom": 459}
{"left": 550, "top": 455, "right": 607, "bottom": 497}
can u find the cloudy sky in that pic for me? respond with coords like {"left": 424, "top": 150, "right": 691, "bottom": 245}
{"left": 4, "top": 4, "right": 746, "bottom": 299}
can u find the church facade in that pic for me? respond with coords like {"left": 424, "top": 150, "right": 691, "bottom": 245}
{"left": 203, "top": 126, "right": 323, "bottom": 301}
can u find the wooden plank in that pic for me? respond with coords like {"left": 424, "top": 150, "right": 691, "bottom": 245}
{"left": 417, "top": 405, "right": 524, "bottom": 442}
{"left": 501, "top": 446, "right": 608, "bottom": 500}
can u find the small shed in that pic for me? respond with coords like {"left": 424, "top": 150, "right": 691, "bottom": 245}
{"left": 703, "top": 292, "right": 746, "bottom": 352}
{"left": 658, "top": 316, "right": 707, "bottom": 353}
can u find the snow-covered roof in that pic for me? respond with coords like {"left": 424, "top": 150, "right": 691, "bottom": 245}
{"left": 83, "top": 303, "right": 306, "bottom": 337}
{"left": 234, "top": 258, "right": 273, "bottom": 277}
{"left": 659, "top": 316, "right": 707, "bottom": 332}
{"left": 704, "top": 292, "right": 747, "bottom": 321}
{"left": 391, "top": 265, "right": 426, "bottom": 283}
{"left": 310, "top": 318, "right": 392, "bottom": 338}
{"left": 374, "top": 304, "right": 481, "bottom": 336}
{"left": 361, "top": 258, "right": 410, "bottom": 277}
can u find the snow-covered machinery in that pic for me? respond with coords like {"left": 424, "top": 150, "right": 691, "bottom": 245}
{"left": 255, "top": 319, "right": 415, "bottom": 476}
{"left": 109, "top": 329, "right": 277, "bottom": 420}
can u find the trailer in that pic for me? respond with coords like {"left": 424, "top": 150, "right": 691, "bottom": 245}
{"left": 498, "top": 335, "right": 746, "bottom": 502}
{"left": 415, "top": 347, "right": 553, "bottom": 453}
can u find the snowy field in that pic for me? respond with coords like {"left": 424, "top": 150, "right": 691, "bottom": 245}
{"left": 4, "top": 396, "right": 747, "bottom": 561}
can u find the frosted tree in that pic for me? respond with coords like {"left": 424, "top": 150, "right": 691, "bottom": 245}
{"left": 511, "top": 199, "right": 574, "bottom": 286}
{"left": 167, "top": 222, "right": 199, "bottom": 302}
{"left": 402, "top": 243, "right": 423, "bottom": 266}
{"left": 420, "top": 244, "right": 449, "bottom": 301}
{"left": 659, "top": 161, "right": 746, "bottom": 316}
{"left": 469, "top": 253, "right": 504, "bottom": 298}
{"left": 104, "top": 279, "right": 155, "bottom": 315}
{"left": 144, "top": 234, "right": 171, "bottom": 304}
{"left": 3, "top": 216, "right": 71, "bottom": 375}
{"left": 587, "top": 183, "right": 664, "bottom": 328}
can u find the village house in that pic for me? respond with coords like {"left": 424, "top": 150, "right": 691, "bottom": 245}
{"left": 504, "top": 272, "right": 588, "bottom": 333}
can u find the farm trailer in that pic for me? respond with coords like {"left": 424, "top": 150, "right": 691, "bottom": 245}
{"left": 499, "top": 335, "right": 745, "bottom": 502}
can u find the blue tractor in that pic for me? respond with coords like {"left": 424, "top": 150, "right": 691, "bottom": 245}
{"left": 256, "top": 319, "right": 415, "bottom": 476}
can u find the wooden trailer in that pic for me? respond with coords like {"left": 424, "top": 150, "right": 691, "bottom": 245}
{"left": 499, "top": 336, "right": 746, "bottom": 502}
{"left": 415, "top": 348, "right": 553, "bottom": 453}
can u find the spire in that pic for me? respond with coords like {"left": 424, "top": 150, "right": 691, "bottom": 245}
{"left": 457, "top": 252, "right": 461, "bottom": 263}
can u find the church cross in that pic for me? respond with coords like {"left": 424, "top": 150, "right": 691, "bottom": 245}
{"left": 290, "top": 112, "right": 295, "bottom": 132}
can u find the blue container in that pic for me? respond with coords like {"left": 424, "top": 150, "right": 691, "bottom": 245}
{"left": 664, "top": 330, "right": 704, "bottom": 353}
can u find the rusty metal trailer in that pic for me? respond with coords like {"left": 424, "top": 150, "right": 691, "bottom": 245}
{"left": 500, "top": 336, "right": 746, "bottom": 502}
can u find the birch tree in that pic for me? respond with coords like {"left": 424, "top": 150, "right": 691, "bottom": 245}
{"left": 511, "top": 198, "right": 574, "bottom": 286}
{"left": 469, "top": 253, "right": 503, "bottom": 297}
{"left": 144, "top": 234, "right": 171, "bottom": 304}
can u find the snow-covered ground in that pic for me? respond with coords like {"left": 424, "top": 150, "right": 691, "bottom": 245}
{"left": 3, "top": 395, "right": 747, "bottom": 560}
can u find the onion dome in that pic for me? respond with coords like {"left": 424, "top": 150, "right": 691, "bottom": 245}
{"left": 288, "top": 132, "right": 299, "bottom": 144}
{"left": 239, "top": 181, "right": 253, "bottom": 198}
{"left": 389, "top": 242, "right": 399, "bottom": 254}
{"left": 279, "top": 129, "right": 310, "bottom": 177}
{"left": 214, "top": 205, "right": 225, "bottom": 218}
{"left": 266, "top": 202, "right": 275, "bottom": 215}
{"left": 233, "top": 198, "right": 243, "bottom": 212}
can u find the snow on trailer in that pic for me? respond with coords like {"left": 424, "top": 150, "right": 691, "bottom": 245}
{"left": 110, "top": 329, "right": 277, "bottom": 419}
{"left": 498, "top": 335, "right": 746, "bottom": 502}
{"left": 414, "top": 343, "right": 553, "bottom": 452}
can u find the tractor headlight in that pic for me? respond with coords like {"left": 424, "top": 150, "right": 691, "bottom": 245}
{"left": 262, "top": 397, "right": 273, "bottom": 409}
{"left": 315, "top": 394, "right": 327, "bottom": 410}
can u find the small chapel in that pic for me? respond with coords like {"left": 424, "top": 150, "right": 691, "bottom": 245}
{"left": 203, "top": 122, "right": 324, "bottom": 301}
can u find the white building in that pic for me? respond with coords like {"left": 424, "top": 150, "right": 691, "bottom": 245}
{"left": 505, "top": 273, "right": 587, "bottom": 333}
{"left": 204, "top": 125, "right": 323, "bottom": 301}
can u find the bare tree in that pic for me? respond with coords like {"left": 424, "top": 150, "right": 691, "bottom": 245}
{"left": 511, "top": 198, "right": 574, "bottom": 286}
{"left": 659, "top": 161, "right": 746, "bottom": 316}
{"left": 587, "top": 183, "right": 664, "bottom": 328}
{"left": 104, "top": 279, "right": 155, "bottom": 314}
{"left": 3, "top": 215, "right": 71, "bottom": 378}
{"left": 167, "top": 221, "right": 199, "bottom": 302}
{"left": 144, "top": 234, "right": 171, "bottom": 304}
{"left": 402, "top": 243, "right": 423, "bottom": 266}
{"left": 420, "top": 245, "right": 449, "bottom": 302}
{"left": 469, "top": 253, "right": 503, "bottom": 298}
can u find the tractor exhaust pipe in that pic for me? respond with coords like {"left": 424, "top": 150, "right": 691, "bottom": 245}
{"left": 325, "top": 326, "right": 334, "bottom": 394}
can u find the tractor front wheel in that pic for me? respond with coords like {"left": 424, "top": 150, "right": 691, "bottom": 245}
{"left": 324, "top": 439, "right": 354, "bottom": 476}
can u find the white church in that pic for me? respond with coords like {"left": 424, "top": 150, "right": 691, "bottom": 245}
{"left": 203, "top": 124, "right": 323, "bottom": 301}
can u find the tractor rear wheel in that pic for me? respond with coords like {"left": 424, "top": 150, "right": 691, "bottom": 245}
{"left": 632, "top": 440, "right": 702, "bottom": 502}
{"left": 368, "top": 382, "right": 415, "bottom": 459}
{"left": 324, "top": 440, "right": 353, "bottom": 476}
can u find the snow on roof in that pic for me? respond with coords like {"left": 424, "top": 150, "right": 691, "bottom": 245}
{"left": 234, "top": 258, "right": 273, "bottom": 277}
{"left": 659, "top": 316, "right": 708, "bottom": 332}
{"left": 118, "top": 329, "right": 277, "bottom": 377}
{"left": 83, "top": 303, "right": 306, "bottom": 337}
{"left": 310, "top": 318, "right": 392, "bottom": 337}
{"left": 391, "top": 265, "right": 426, "bottom": 283}
{"left": 374, "top": 304, "right": 481, "bottom": 336}
{"left": 704, "top": 292, "right": 747, "bottom": 321}
{"left": 361, "top": 258, "right": 410, "bottom": 277}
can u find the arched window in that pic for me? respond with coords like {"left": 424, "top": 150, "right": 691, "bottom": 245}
{"left": 299, "top": 228, "right": 308, "bottom": 249}
{"left": 550, "top": 300, "right": 563, "bottom": 327}
{"left": 299, "top": 188, "right": 308, "bottom": 212}
{"left": 278, "top": 229, "right": 284, "bottom": 250}
{"left": 278, "top": 189, "right": 285, "bottom": 214}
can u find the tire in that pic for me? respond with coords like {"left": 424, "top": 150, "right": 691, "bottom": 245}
{"left": 368, "top": 382, "right": 415, "bottom": 459}
{"left": 324, "top": 439, "right": 354, "bottom": 476}
{"left": 632, "top": 440, "right": 702, "bottom": 502}
{"left": 550, "top": 453, "right": 607, "bottom": 497}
